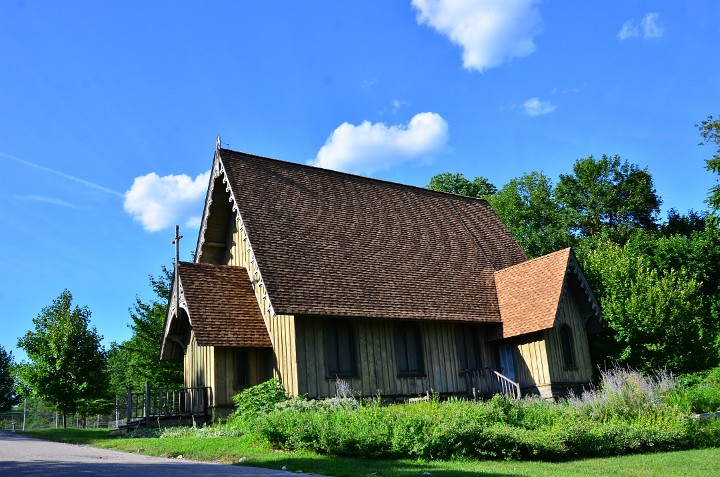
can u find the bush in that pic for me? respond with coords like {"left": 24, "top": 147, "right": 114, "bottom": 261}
{"left": 231, "top": 379, "right": 289, "bottom": 419}
{"left": 247, "top": 367, "right": 720, "bottom": 461}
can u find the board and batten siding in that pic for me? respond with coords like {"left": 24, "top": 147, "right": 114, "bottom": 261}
{"left": 225, "top": 215, "right": 299, "bottom": 396}
{"left": 294, "top": 316, "right": 494, "bottom": 399}
{"left": 511, "top": 291, "right": 592, "bottom": 398}
{"left": 184, "top": 332, "right": 215, "bottom": 403}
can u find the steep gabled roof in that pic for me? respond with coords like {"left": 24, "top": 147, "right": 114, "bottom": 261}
{"left": 160, "top": 262, "right": 271, "bottom": 361}
{"left": 493, "top": 248, "right": 599, "bottom": 339}
{"left": 203, "top": 148, "right": 527, "bottom": 322}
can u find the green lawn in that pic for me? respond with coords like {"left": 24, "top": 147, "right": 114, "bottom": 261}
{"left": 20, "top": 428, "right": 720, "bottom": 477}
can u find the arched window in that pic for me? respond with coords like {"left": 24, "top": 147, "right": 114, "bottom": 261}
{"left": 560, "top": 325, "right": 576, "bottom": 368}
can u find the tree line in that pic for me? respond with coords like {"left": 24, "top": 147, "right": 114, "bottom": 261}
{"left": 0, "top": 269, "right": 182, "bottom": 426}
{"left": 428, "top": 116, "right": 720, "bottom": 374}
{"left": 2, "top": 116, "right": 719, "bottom": 418}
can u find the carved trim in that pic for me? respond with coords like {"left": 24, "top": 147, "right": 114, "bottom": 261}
{"left": 195, "top": 149, "right": 224, "bottom": 262}
{"left": 567, "top": 251, "right": 600, "bottom": 319}
{"left": 196, "top": 151, "right": 279, "bottom": 344}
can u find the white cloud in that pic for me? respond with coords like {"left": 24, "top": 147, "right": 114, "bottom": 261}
{"left": 524, "top": 97, "right": 556, "bottom": 117}
{"left": 311, "top": 112, "right": 449, "bottom": 174}
{"left": 618, "top": 13, "right": 663, "bottom": 40}
{"left": 124, "top": 171, "right": 210, "bottom": 232}
{"left": 412, "top": 0, "right": 542, "bottom": 72}
{"left": 641, "top": 13, "right": 663, "bottom": 39}
{"left": 617, "top": 20, "right": 639, "bottom": 40}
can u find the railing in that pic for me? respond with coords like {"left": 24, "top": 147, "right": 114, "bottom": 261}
{"left": 126, "top": 382, "right": 210, "bottom": 424}
{"left": 461, "top": 367, "right": 521, "bottom": 400}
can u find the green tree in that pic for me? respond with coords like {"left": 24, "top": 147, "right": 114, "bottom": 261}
{"left": 108, "top": 266, "right": 182, "bottom": 395}
{"left": 697, "top": 115, "right": 720, "bottom": 213}
{"left": 17, "top": 290, "right": 110, "bottom": 427}
{"left": 488, "top": 171, "right": 572, "bottom": 258}
{"left": 427, "top": 172, "right": 497, "bottom": 198}
{"left": 556, "top": 155, "right": 661, "bottom": 242}
{"left": 0, "top": 345, "right": 20, "bottom": 412}
{"left": 579, "top": 238, "right": 716, "bottom": 373}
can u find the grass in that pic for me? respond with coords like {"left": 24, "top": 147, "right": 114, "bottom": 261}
{"left": 19, "top": 428, "right": 720, "bottom": 476}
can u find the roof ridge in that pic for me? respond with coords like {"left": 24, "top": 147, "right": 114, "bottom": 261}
{"left": 218, "top": 147, "right": 494, "bottom": 205}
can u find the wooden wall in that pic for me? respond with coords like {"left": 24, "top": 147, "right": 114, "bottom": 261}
{"left": 212, "top": 347, "right": 273, "bottom": 406}
{"left": 545, "top": 291, "right": 593, "bottom": 385}
{"left": 225, "top": 213, "right": 298, "bottom": 395}
{"left": 510, "top": 291, "right": 592, "bottom": 398}
{"left": 295, "top": 316, "right": 495, "bottom": 399}
{"left": 184, "top": 332, "right": 215, "bottom": 401}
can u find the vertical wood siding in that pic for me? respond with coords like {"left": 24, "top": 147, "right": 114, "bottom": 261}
{"left": 295, "top": 316, "right": 493, "bottom": 398}
{"left": 511, "top": 291, "right": 593, "bottom": 397}
{"left": 184, "top": 332, "right": 216, "bottom": 404}
{"left": 226, "top": 215, "right": 298, "bottom": 395}
{"left": 546, "top": 291, "right": 593, "bottom": 384}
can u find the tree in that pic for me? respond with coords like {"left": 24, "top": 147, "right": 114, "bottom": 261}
{"left": 579, "top": 238, "right": 717, "bottom": 373}
{"left": 427, "top": 172, "right": 497, "bottom": 198}
{"left": 17, "top": 290, "right": 110, "bottom": 427}
{"left": 697, "top": 115, "right": 720, "bottom": 213}
{"left": 661, "top": 208, "right": 707, "bottom": 237}
{"left": 488, "top": 171, "right": 572, "bottom": 258}
{"left": 108, "top": 266, "right": 182, "bottom": 396}
{"left": 556, "top": 155, "right": 661, "bottom": 242}
{"left": 0, "top": 345, "right": 20, "bottom": 412}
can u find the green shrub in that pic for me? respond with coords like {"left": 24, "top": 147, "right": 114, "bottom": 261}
{"left": 231, "top": 379, "right": 289, "bottom": 419}
{"left": 668, "top": 384, "right": 720, "bottom": 414}
{"left": 246, "top": 368, "right": 720, "bottom": 462}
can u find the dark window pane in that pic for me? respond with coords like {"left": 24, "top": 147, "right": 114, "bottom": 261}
{"left": 560, "top": 325, "right": 575, "bottom": 368}
{"left": 325, "top": 320, "right": 355, "bottom": 376}
{"left": 395, "top": 322, "right": 424, "bottom": 376}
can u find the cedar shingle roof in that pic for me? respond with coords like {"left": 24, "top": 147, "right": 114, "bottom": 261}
{"left": 178, "top": 262, "right": 271, "bottom": 347}
{"left": 217, "top": 148, "right": 527, "bottom": 322}
{"left": 493, "top": 248, "right": 572, "bottom": 339}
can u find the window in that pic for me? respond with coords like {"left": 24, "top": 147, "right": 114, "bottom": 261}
{"left": 560, "top": 325, "right": 576, "bottom": 368}
{"left": 234, "top": 349, "right": 249, "bottom": 388}
{"left": 395, "top": 322, "right": 425, "bottom": 377}
{"left": 456, "top": 324, "right": 483, "bottom": 371}
{"left": 324, "top": 320, "right": 356, "bottom": 377}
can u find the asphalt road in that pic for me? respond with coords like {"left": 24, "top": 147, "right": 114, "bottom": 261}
{"left": 0, "top": 431, "right": 326, "bottom": 476}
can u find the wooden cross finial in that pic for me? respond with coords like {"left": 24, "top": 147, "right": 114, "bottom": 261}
{"left": 172, "top": 225, "right": 183, "bottom": 269}
{"left": 216, "top": 135, "right": 221, "bottom": 150}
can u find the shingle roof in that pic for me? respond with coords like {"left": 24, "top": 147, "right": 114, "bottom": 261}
{"left": 493, "top": 248, "right": 572, "bottom": 339}
{"left": 216, "top": 149, "right": 527, "bottom": 322}
{"left": 178, "top": 262, "right": 271, "bottom": 347}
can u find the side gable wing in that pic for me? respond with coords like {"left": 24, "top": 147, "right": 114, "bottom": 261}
{"left": 492, "top": 248, "right": 599, "bottom": 340}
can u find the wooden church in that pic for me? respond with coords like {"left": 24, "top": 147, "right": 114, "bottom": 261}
{"left": 160, "top": 140, "right": 600, "bottom": 415}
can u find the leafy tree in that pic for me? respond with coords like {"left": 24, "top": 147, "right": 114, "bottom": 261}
{"left": 0, "top": 345, "right": 20, "bottom": 412}
{"left": 556, "top": 155, "right": 661, "bottom": 241}
{"left": 17, "top": 290, "right": 110, "bottom": 427}
{"left": 427, "top": 172, "right": 497, "bottom": 198}
{"left": 579, "top": 238, "right": 716, "bottom": 373}
{"left": 661, "top": 208, "right": 707, "bottom": 237}
{"left": 108, "top": 266, "right": 182, "bottom": 395}
{"left": 488, "top": 171, "right": 572, "bottom": 258}
{"left": 697, "top": 115, "right": 720, "bottom": 213}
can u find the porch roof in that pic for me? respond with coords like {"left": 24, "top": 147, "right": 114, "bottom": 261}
{"left": 161, "top": 262, "right": 271, "bottom": 361}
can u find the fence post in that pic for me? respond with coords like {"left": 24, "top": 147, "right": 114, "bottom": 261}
{"left": 125, "top": 387, "right": 132, "bottom": 424}
{"left": 144, "top": 381, "right": 151, "bottom": 426}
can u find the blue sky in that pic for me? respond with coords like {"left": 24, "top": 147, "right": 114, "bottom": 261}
{"left": 1, "top": 1, "right": 719, "bottom": 361}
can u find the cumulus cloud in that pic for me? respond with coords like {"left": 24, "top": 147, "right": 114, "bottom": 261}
{"left": 618, "top": 13, "right": 663, "bottom": 40}
{"left": 524, "top": 97, "right": 557, "bottom": 117}
{"left": 412, "top": 0, "right": 542, "bottom": 72}
{"left": 124, "top": 171, "right": 210, "bottom": 232}
{"left": 310, "top": 112, "right": 449, "bottom": 174}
